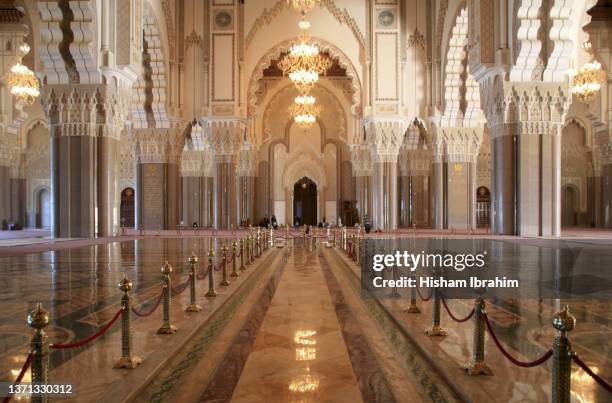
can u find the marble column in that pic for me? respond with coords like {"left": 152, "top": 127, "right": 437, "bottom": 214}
{"left": 0, "top": 165, "right": 9, "bottom": 230}
{"left": 412, "top": 175, "right": 429, "bottom": 227}
{"left": 134, "top": 156, "right": 142, "bottom": 229}
{"left": 446, "top": 161, "right": 476, "bottom": 230}
{"left": 181, "top": 176, "right": 202, "bottom": 226}
{"left": 371, "top": 161, "right": 398, "bottom": 230}
{"left": 50, "top": 134, "right": 97, "bottom": 238}
{"left": 9, "top": 177, "right": 26, "bottom": 228}
{"left": 492, "top": 133, "right": 516, "bottom": 235}
{"left": 213, "top": 157, "right": 237, "bottom": 230}
{"left": 97, "top": 136, "right": 118, "bottom": 237}
{"left": 399, "top": 175, "right": 410, "bottom": 227}
{"left": 202, "top": 176, "right": 213, "bottom": 227}
{"left": 166, "top": 162, "right": 180, "bottom": 229}
{"left": 237, "top": 176, "right": 254, "bottom": 226}
{"left": 603, "top": 164, "right": 612, "bottom": 228}
{"left": 588, "top": 175, "right": 604, "bottom": 227}
{"left": 354, "top": 175, "right": 372, "bottom": 224}
{"left": 432, "top": 161, "right": 445, "bottom": 229}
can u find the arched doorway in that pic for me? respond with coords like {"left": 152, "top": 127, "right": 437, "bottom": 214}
{"left": 36, "top": 188, "right": 51, "bottom": 229}
{"left": 120, "top": 188, "right": 135, "bottom": 228}
{"left": 293, "top": 177, "right": 317, "bottom": 226}
{"left": 476, "top": 186, "right": 490, "bottom": 228}
{"left": 562, "top": 186, "right": 577, "bottom": 227}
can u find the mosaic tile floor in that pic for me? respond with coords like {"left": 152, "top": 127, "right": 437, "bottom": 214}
{"left": 0, "top": 235, "right": 610, "bottom": 402}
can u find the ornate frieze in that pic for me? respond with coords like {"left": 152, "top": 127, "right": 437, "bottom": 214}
{"left": 363, "top": 117, "right": 409, "bottom": 163}
{"left": 131, "top": 127, "right": 184, "bottom": 164}
{"left": 350, "top": 144, "right": 372, "bottom": 177}
{"left": 200, "top": 117, "right": 246, "bottom": 157}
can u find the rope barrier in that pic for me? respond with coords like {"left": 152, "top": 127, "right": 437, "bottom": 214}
{"left": 51, "top": 308, "right": 124, "bottom": 349}
{"left": 2, "top": 353, "right": 32, "bottom": 403}
{"left": 171, "top": 276, "right": 191, "bottom": 295}
{"left": 571, "top": 354, "right": 612, "bottom": 393}
{"left": 195, "top": 268, "right": 208, "bottom": 280}
{"left": 483, "top": 313, "right": 552, "bottom": 367}
{"left": 416, "top": 285, "right": 432, "bottom": 302}
{"left": 441, "top": 297, "right": 475, "bottom": 323}
{"left": 132, "top": 287, "right": 165, "bottom": 317}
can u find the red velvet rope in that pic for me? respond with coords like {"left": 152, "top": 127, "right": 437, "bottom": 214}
{"left": 416, "top": 285, "right": 432, "bottom": 302}
{"left": 51, "top": 308, "right": 123, "bottom": 349}
{"left": 483, "top": 313, "right": 552, "bottom": 367}
{"left": 132, "top": 287, "right": 165, "bottom": 317}
{"left": 441, "top": 297, "right": 475, "bottom": 323}
{"left": 171, "top": 276, "right": 191, "bottom": 294}
{"left": 195, "top": 268, "right": 209, "bottom": 280}
{"left": 2, "top": 353, "right": 32, "bottom": 403}
{"left": 572, "top": 354, "right": 612, "bottom": 393}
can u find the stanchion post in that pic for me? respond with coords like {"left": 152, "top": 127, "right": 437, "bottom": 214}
{"left": 246, "top": 235, "right": 252, "bottom": 265}
{"left": 205, "top": 247, "right": 217, "bottom": 297}
{"left": 114, "top": 275, "right": 142, "bottom": 368}
{"left": 425, "top": 281, "right": 447, "bottom": 336}
{"left": 157, "top": 262, "right": 177, "bottom": 334}
{"left": 404, "top": 273, "right": 420, "bottom": 313}
{"left": 28, "top": 303, "right": 50, "bottom": 403}
{"left": 256, "top": 229, "right": 261, "bottom": 257}
{"left": 239, "top": 237, "right": 246, "bottom": 271}
{"left": 552, "top": 306, "right": 575, "bottom": 403}
{"left": 464, "top": 295, "right": 491, "bottom": 375}
{"left": 231, "top": 239, "right": 239, "bottom": 277}
{"left": 220, "top": 242, "right": 230, "bottom": 286}
{"left": 186, "top": 253, "right": 202, "bottom": 312}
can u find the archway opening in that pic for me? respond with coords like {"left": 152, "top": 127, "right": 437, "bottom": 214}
{"left": 293, "top": 177, "right": 317, "bottom": 226}
{"left": 476, "top": 186, "right": 490, "bottom": 228}
{"left": 36, "top": 188, "right": 51, "bottom": 229}
{"left": 562, "top": 186, "right": 578, "bottom": 227}
{"left": 120, "top": 188, "right": 135, "bottom": 228}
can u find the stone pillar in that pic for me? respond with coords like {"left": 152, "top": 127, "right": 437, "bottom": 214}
{"left": 134, "top": 156, "right": 142, "bottom": 229}
{"left": 213, "top": 156, "right": 237, "bottom": 230}
{"left": 97, "top": 136, "right": 118, "bottom": 237}
{"left": 432, "top": 159, "right": 445, "bottom": 229}
{"left": 237, "top": 145, "right": 257, "bottom": 227}
{"left": 10, "top": 175, "right": 26, "bottom": 228}
{"left": 603, "top": 164, "right": 612, "bottom": 228}
{"left": 398, "top": 175, "right": 410, "bottom": 226}
{"left": 0, "top": 164, "right": 9, "bottom": 230}
{"left": 350, "top": 145, "right": 372, "bottom": 224}
{"left": 491, "top": 132, "right": 516, "bottom": 235}
{"left": 364, "top": 118, "right": 408, "bottom": 230}
{"left": 132, "top": 128, "right": 183, "bottom": 230}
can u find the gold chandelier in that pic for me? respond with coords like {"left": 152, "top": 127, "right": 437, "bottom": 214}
{"left": 7, "top": 44, "right": 40, "bottom": 106}
{"left": 286, "top": 0, "right": 321, "bottom": 13}
{"left": 289, "top": 95, "right": 320, "bottom": 128}
{"left": 572, "top": 60, "right": 606, "bottom": 104}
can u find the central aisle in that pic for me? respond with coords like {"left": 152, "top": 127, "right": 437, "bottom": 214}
{"left": 230, "top": 245, "right": 363, "bottom": 402}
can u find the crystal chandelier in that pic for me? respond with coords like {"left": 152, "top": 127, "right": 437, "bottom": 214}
{"left": 572, "top": 60, "right": 606, "bottom": 104}
{"left": 289, "top": 95, "right": 320, "bottom": 129}
{"left": 7, "top": 44, "right": 40, "bottom": 106}
{"left": 286, "top": 0, "right": 321, "bottom": 13}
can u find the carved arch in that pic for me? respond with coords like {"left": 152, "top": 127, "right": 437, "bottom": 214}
{"left": 248, "top": 37, "right": 362, "bottom": 117}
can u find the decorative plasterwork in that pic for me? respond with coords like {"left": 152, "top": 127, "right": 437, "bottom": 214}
{"left": 350, "top": 144, "right": 372, "bottom": 177}
{"left": 282, "top": 153, "right": 327, "bottom": 191}
{"left": 37, "top": 0, "right": 101, "bottom": 84}
{"left": 161, "top": 0, "right": 176, "bottom": 56}
{"left": 199, "top": 117, "right": 246, "bottom": 156}
{"left": 363, "top": 117, "right": 409, "bottom": 162}
{"left": 429, "top": 126, "right": 483, "bottom": 163}
{"left": 478, "top": 75, "right": 571, "bottom": 139}
{"left": 131, "top": 127, "right": 184, "bottom": 164}
{"left": 398, "top": 149, "right": 431, "bottom": 177}
{"left": 180, "top": 149, "right": 213, "bottom": 177}
{"left": 132, "top": 11, "right": 170, "bottom": 129}
{"left": 407, "top": 28, "right": 425, "bottom": 50}
{"left": 237, "top": 144, "right": 259, "bottom": 176}
{"left": 509, "top": 0, "right": 547, "bottom": 82}
{"left": 245, "top": 0, "right": 365, "bottom": 50}
{"left": 435, "top": 0, "right": 450, "bottom": 54}
{"left": 42, "top": 83, "right": 131, "bottom": 140}
{"left": 247, "top": 37, "right": 362, "bottom": 117}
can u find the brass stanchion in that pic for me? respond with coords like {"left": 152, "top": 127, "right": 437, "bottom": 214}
{"left": 239, "top": 238, "right": 246, "bottom": 271}
{"left": 114, "top": 275, "right": 142, "bottom": 368}
{"left": 220, "top": 242, "right": 230, "bottom": 286}
{"left": 246, "top": 235, "right": 252, "bottom": 265}
{"left": 28, "top": 303, "right": 50, "bottom": 403}
{"left": 464, "top": 295, "right": 490, "bottom": 374}
{"left": 256, "top": 229, "right": 261, "bottom": 257}
{"left": 176, "top": 224, "right": 181, "bottom": 236}
{"left": 425, "top": 284, "right": 446, "bottom": 336}
{"left": 231, "top": 239, "right": 239, "bottom": 277}
{"left": 186, "top": 253, "right": 202, "bottom": 312}
{"left": 157, "top": 262, "right": 177, "bottom": 334}
{"left": 139, "top": 225, "right": 144, "bottom": 236}
{"left": 205, "top": 247, "right": 217, "bottom": 297}
{"left": 552, "top": 306, "right": 575, "bottom": 403}
{"left": 404, "top": 273, "right": 420, "bottom": 313}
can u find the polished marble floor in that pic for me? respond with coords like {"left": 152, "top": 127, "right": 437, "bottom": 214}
{"left": 0, "top": 235, "right": 610, "bottom": 402}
